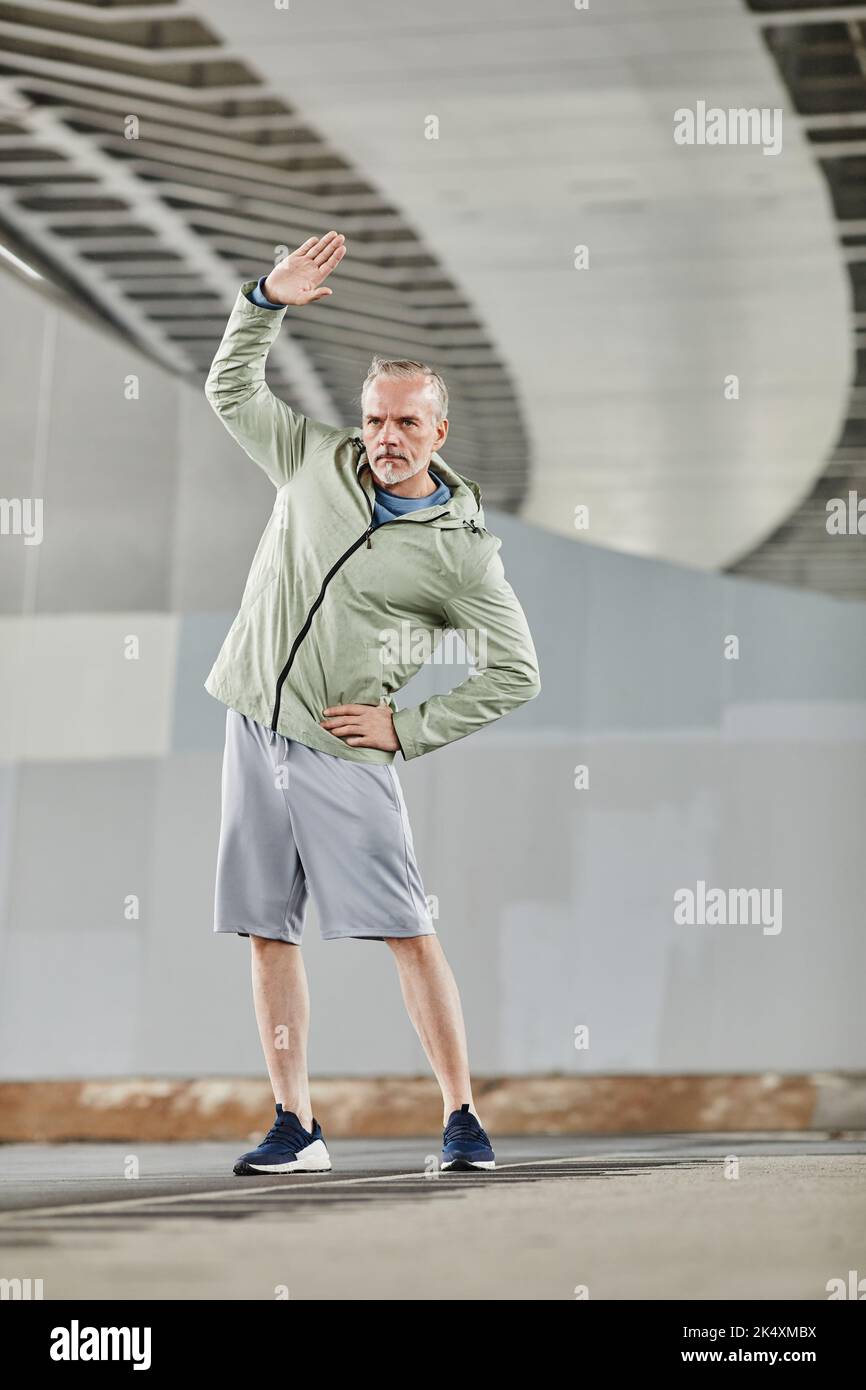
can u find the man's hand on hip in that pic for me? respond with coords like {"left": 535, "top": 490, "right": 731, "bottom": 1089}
{"left": 320, "top": 703, "right": 400, "bottom": 752}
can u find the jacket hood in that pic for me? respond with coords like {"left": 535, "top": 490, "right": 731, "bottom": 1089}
{"left": 350, "top": 435, "right": 484, "bottom": 530}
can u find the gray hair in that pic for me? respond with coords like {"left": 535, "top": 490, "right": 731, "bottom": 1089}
{"left": 358, "top": 356, "right": 449, "bottom": 423}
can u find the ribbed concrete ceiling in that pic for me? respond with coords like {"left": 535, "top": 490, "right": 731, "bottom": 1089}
{"left": 204, "top": 0, "right": 849, "bottom": 574}
{"left": 0, "top": 0, "right": 530, "bottom": 507}
{"left": 0, "top": 0, "right": 856, "bottom": 589}
{"left": 731, "top": 0, "right": 866, "bottom": 597}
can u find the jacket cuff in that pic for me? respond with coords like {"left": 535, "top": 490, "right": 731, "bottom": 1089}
{"left": 238, "top": 280, "right": 288, "bottom": 321}
{"left": 392, "top": 707, "right": 421, "bottom": 761}
{"left": 247, "top": 275, "right": 286, "bottom": 310}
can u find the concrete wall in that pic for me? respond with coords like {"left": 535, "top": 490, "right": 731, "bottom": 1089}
{"left": 1, "top": 271, "right": 865, "bottom": 1080}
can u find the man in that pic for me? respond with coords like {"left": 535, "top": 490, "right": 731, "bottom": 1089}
{"left": 205, "top": 230, "right": 540, "bottom": 1176}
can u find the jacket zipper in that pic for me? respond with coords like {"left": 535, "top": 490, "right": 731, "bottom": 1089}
{"left": 269, "top": 480, "right": 454, "bottom": 732}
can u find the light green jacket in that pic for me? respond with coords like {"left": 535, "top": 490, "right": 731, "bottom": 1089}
{"left": 203, "top": 282, "right": 541, "bottom": 763}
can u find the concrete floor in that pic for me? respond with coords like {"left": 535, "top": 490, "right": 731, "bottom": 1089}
{"left": 1, "top": 1134, "right": 864, "bottom": 1300}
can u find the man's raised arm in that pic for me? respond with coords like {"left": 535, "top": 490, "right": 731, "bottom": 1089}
{"left": 205, "top": 231, "right": 347, "bottom": 489}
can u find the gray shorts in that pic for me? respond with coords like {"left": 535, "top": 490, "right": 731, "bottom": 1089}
{"left": 213, "top": 709, "right": 435, "bottom": 943}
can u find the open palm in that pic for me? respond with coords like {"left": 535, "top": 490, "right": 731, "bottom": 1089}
{"left": 263, "top": 231, "right": 346, "bottom": 307}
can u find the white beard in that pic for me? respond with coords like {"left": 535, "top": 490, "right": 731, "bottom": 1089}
{"left": 371, "top": 453, "right": 429, "bottom": 488}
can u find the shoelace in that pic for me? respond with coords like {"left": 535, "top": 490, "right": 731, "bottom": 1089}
{"left": 261, "top": 1116, "right": 306, "bottom": 1149}
{"left": 444, "top": 1114, "right": 489, "bottom": 1145}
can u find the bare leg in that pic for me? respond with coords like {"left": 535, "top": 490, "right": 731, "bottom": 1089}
{"left": 250, "top": 937, "right": 313, "bottom": 1132}
{"left": 385, "top": 934, "right": 479, "bottom": 1126}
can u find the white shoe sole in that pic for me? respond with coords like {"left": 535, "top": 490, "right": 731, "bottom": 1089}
{"left": 237, "top": 1138, "right": 331, "bottom": 1174}
{"left": 441, "top": 1157, "right": 496, "bottom": 1171}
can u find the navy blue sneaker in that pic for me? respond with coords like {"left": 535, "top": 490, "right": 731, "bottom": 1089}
{"left": 234, "top": 1104, "right": 331, "bottom": 1175}
{"left": 441, "top": 1103, "right": 495, "bottom": 1171}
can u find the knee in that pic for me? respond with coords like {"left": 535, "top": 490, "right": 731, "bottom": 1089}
{"left": 384, "top": 932, "right": 435, "bottom": 957}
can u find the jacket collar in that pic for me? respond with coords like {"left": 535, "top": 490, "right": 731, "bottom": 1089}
{"left": 350, "top": 434, "right": 482, "bottom": 527}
